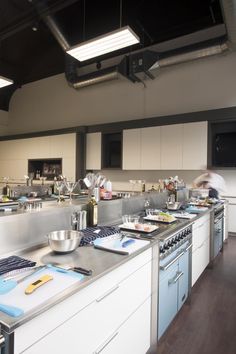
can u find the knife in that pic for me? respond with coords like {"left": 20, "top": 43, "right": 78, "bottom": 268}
{"left": 52, "top": 264, "right": 93, "bottom": 276}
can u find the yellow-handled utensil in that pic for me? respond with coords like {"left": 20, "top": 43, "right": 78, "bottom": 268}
{"left": 25, "top": 274, "right": 53, "bottom": 295}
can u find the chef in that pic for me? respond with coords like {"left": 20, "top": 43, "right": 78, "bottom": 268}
{"left": 193, "top": 171, "right": 226, "bottom": 199}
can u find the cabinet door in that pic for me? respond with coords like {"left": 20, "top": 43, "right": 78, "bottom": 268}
{"left": 122, "top": 129, "right": 141, "bottom": 170}
{"left": 192, "top": 237, "right": 210, "bottom": 286}
{"left": 160, "top": 124, "right": 183, "bottom": 170}
{"left": 94, "top": 298, "right": 151, "bottom": 354}
{"left": 86, "top": 132, "right": 101, "bottom": 170}
{"left": 192, "top": 214, "right": 210, "bottom": 252}
{"left": 158, "top": 263, "right": 178, "bottom": 339}
{"left": 182, "top": 121, "right": 208, "bottom": 170}
{"left": 178, "top": 250, "right": 189, "bottom": 310}
{"left": 228, "top": 201, "right": 236, "bottom": 233}
{"left": 140, "top": 126, "right": 161, "bottom": 170}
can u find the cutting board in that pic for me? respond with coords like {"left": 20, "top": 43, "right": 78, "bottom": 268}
{"left": 0, "top": 266, "right": 83, "bottom": 317}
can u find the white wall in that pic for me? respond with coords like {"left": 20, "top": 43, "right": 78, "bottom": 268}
{"left": 4, "top": 50, "right": 236, "bottom": 196}
{"left": 7, "top": 51, "right": 236, "bottom": 135}
{"left": 100, "top": 169, "right": 231, "bottom": 196}
{"left": 0, "top": 133, "right": 76, "bottom": 182}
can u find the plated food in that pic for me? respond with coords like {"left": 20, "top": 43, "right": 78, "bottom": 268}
{"left": 144, "top": 212, "right": 177, "bottom": 224}
{"left": 119, "top": 223, "right": 159, "bottom": 233}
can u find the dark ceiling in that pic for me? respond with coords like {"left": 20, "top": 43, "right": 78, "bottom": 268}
{"left": 0, "top": 0, "right": 224, "bottom": 110}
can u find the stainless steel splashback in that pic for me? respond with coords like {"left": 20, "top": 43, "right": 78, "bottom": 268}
{"left": 0, "top": 203, "right": 84, "bottom": 256}
{"left": 98, "top": 199, "right": 123, "bottom": 226}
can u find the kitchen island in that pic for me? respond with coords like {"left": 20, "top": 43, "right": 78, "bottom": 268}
{"left": 0, "top": 194, "right": 222, "bottom": 354}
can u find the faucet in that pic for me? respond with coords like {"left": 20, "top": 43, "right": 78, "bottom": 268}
{"left": 71, "top": 212, "right": 78, "bottom": 230}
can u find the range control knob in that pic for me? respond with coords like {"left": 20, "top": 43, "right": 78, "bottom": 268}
{"left": 164, "top": 244, "right": 169, "bottom": 250}
{"left": 176, "top": 235, "right": 180, "bottom": 241}
{"left": 187, "top": 228, "right": 191, "bottom": 234}
{"left": 160, "top": 246, "right": 165, "bottom": 253}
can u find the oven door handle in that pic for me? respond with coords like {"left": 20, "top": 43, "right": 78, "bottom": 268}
{"left": 184, "top": 243, "right": 192, "bottom": 252}
{"left": 0, "top": 334, "right": 5, "bottom": 349}
{"left": 160, "top": 251, "right": 185, "bottom": 271}
{"left": 168, "top": 271, "right": 184, "bottom": 285}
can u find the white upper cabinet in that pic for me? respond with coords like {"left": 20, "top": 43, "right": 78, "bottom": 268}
{"left": 86, "top": 132, "right": 101, "bottom": 170}
{"left": 182, "top": 121, "right": 208, "bottom": 170}
{"left": 140, "top": 126, "right": 161, "bottom": 170}
{"left": 122, "top": 129, "right": 141, "bottom": 170}
{"left": 160, "top": 124, "right": 183, "bottom": 170}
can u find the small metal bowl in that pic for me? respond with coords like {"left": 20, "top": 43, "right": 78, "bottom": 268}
{"left": 46, "top": 230, "right": 83, "bottom": 254}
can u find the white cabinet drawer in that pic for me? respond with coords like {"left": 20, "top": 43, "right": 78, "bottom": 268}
{"left": 93, "top": 297, "right": 151, "bottom": 354}
{"left": 15, "top": 249, "right": 152, "bottom": 354}
{"left": 192, "top": 237, "right": 210, "bottom": 286}
{"left": 192, "top": 214, "right": 210, "bottom": 251}
{"left": 19, "top": 262, "right": 151, "bottom": 354}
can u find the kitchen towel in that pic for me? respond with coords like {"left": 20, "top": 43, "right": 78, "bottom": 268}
{"left": 79, "top": 226, "right": 119, "bottom": 246}
{"left": 0, "top": 256, "right": 36, "bottom": 276}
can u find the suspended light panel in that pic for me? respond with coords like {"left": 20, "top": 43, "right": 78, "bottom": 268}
{"left": 0, "top": 76, "right": 13, "bottom": 88}
{"left": 67, "top": 26, "right": 140, "bottom": 62}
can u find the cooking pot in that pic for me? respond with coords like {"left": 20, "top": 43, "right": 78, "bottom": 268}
{"left": 46, "top": 230, "right": 83, "bottom": 254}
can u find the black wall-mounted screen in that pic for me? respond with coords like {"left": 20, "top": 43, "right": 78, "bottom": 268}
{"left": 102, "top": 132, "right": 122, "bottom": 169}
{"left": 213, "top": 132, "right": 236, "bottom": 167}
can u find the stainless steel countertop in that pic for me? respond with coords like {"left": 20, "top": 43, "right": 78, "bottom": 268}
{"left": 0, "top": 204, "right": 216, "bottom": 333}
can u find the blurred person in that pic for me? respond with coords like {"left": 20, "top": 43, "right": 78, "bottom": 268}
{"left": 193, "top": 171, "right": 226, "bottom": 199}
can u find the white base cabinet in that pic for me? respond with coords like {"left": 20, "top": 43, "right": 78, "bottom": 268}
{"left": 14, "top": 249, "right": 152, "bottom": 354}
{"left": 227, "top": 198, "right": 236, "bottom": 234}
{"left": 192, "top": 214, "right": 210, "bottom": 286}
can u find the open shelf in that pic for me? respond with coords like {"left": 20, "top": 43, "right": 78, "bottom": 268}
{"left": 28, "top": 158, "right": 62, "bottom": 180}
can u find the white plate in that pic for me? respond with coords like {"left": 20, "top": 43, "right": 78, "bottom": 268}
{"left": 119, "top": 223, "right": 159, "bottom": 233}
{"left": 143, "top": 216, "right": 177, "bottom": 224}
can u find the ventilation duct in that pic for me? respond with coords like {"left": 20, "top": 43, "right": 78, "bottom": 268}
{"left": 39, "top": 0, "right": 234, "bottom": 89}
{"left": 65, "top": 54, "right": 129, "bottom": 89}
{"left": 150, "top": 39, "right": 228, "bottom": 74}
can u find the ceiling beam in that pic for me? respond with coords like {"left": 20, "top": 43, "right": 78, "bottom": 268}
{"left": 0, "top": 0, "right": 80, "bottom": 41}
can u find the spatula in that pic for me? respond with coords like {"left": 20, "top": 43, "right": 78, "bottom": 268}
{"left": 0, "top": 304, "right": 24, "bottom": 317}
{"left": 0, "top": 265, "right": 46, "bottom": 294}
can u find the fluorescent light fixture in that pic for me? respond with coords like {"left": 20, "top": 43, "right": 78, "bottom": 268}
{"left": 67, "top": 25, "right": 140, "bottom": 61}
{"left": 0, "top": 75, "right": 13, "bottom": 88}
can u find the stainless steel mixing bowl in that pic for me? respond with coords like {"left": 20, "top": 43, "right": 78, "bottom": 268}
{"left": 46, "top": 230, "right": 83, "bottom": 254}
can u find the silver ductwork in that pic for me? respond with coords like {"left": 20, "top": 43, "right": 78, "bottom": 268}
{"left": 44, "top": 15, "right": 70, "bottom": 51}
{"left": 155, "top": 42, "right": 228, "bottom": 69}
{"left": 36, "top": 0, "right": 234, "bottom": 88}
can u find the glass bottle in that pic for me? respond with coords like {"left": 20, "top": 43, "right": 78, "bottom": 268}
{"left": 88, "top": 194, "right": 98, "bottom": 227}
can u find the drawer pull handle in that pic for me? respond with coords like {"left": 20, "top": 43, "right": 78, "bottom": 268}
{"left": 94, "top": 331, "right": 119, "bottom": 353}
{"left": 160, "top": 251, "right": 184, "bottom": 271}
{"left": 197, "top": 242, "right": 204, "bottom": 249}
{"left": 96, "top": 285, "right": 119, "bottom": 302}
{"left": 168, "top": 271, "right": 184, "bottom": 285}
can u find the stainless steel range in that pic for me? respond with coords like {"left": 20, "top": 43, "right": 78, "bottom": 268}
{"left": 158, "top": 224, "right": 192, "bottom": 339}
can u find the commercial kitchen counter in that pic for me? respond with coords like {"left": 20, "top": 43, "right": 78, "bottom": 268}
{"left": 0, "top": 194, "right": 222, "bottom": 354}
{"left": 0, "top": 215, "right": 194, "bottom": 333}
